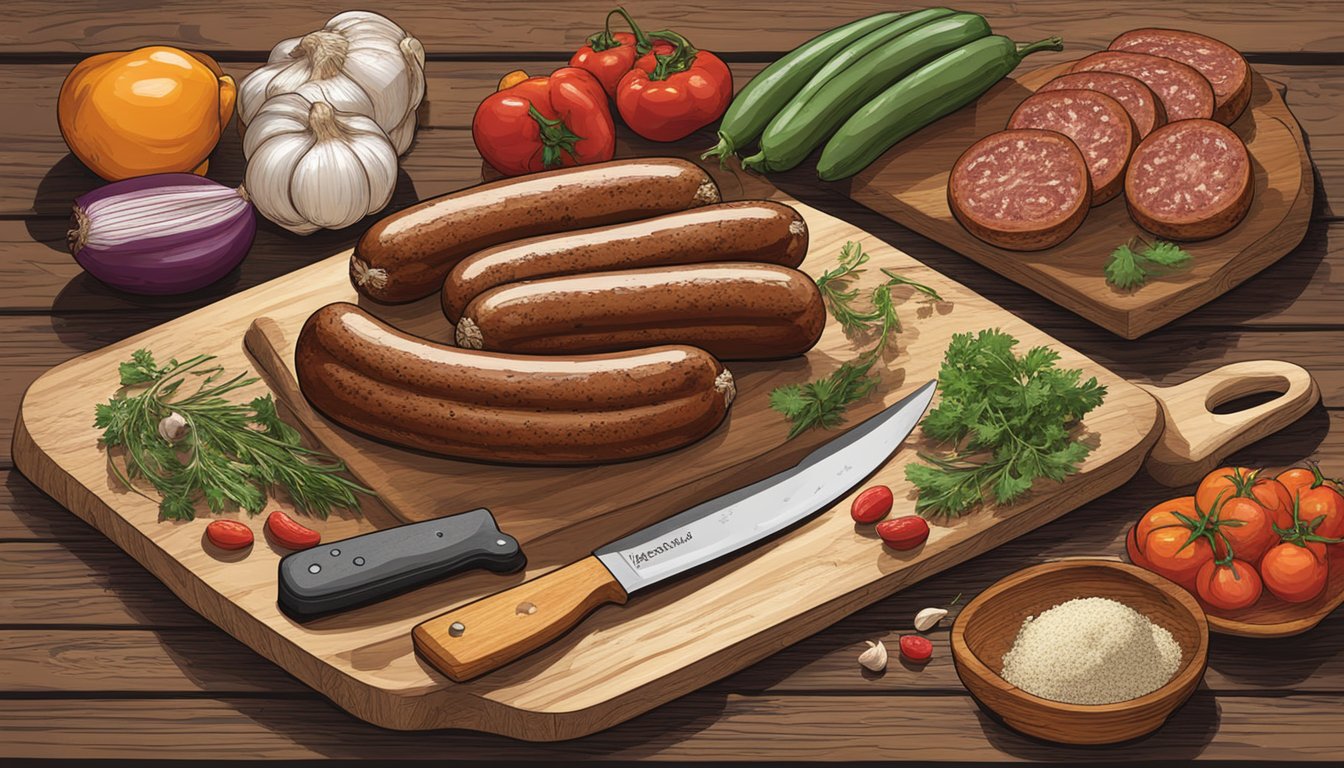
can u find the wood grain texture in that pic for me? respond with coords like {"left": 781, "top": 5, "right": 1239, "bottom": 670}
{"left": 3, "top": 693, "right": 1344, "bottom": 761}
{"left": 951, "top": 559, "right": 1208, "bottom": 745}
{"left": 846, "top": 64, "right": 1313, "bottom": 339}
{"left": 12, "top": 190, "right": 1172, "bottom": 738}
{"left": 2, "top": 1, "right": 1340, "bottom": 55}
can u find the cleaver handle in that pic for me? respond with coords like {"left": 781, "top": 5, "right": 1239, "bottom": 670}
{"left": 413, "top": 555, "right": 628, "bottom": 681}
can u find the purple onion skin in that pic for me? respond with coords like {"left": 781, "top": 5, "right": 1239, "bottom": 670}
{"left": 71, "top": 173, "right": 257, "bottom": 295}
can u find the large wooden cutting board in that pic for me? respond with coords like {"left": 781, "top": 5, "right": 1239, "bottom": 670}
{"left": 843, "top": 62, "right": 1313, "bottom": 339}
{"left": 15, "top": 162, "right": 1301, "bottom": 740}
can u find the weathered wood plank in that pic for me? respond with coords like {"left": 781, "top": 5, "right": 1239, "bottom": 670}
{"left": 0, "top": 693, "right": 1340, "bottom": 760}
{"left": 0, "top": 542, "right": 211, "bottom": 628}
{"left": 0, "top": 470, "right": 103, "bottom": 540}
{"left": 2, "top": 1, "right": 1340, "bottom": 55}
{"left": 1, "top": 59, "right": 1337, "bottom": 217}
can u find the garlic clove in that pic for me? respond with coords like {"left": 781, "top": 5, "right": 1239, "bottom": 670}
{"left": 914, "top": 607, "right": 949, "bottom": 632}
{"left": 158, "top": 412, "right": 190, "bottom": 444}
{"left": 858, "top": 639, "right": 888, "bottom": 673}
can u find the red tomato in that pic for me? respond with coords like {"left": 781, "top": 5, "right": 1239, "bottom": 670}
{"left": 616, "top": 32, "right": 732, "bottom": 142}
{"left": 205, "top": 519, "right": 254, "bottom": 551}
{"left": 1194, "top": 466, "right": 1254, "bottom": 514}
{"left": 1195, "top": 559, "right": 1262, "bottom": 610}
{"left": 899, "top": 634, "right": 933, "bottom": 663}
{"left": 569, "top": 8, "right": 675, "bottom": 98}
{"left": 850, "top": 485, "right": 894, "bottom": 524}
{"left": 473, "top": 67, "right": 615, "bottom": 176}
{"left": 1276, "top": 466, "right": 1318, "bottom": 499}
{"left": 1249, "top": 476, "right": 1295, "bottom": 531}
{"left": 1212, "top": 496, "right": 1276, "bottom": 564}
{"left": 876, "top": 516, "right": 930, "bottom": 550}
{"left": 1132, "top": 496, "right": 1212, "bottom": 590}
{"left": 1297, "top": 485, "right": 1344, "bottom": 540}
{"left": 1260, "top": 541, "right": 1329, "bottom": 603}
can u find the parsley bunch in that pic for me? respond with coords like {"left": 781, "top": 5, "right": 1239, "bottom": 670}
{"left": 904, "top": 330, "right": 1107, "bottom": 517}
{"left": 1104, "top": 238, "right": 1192, "bottom": 289}
{"left": 95, "top": 350, "right": 371, "bottom": 521}
{"left": 770, "top": 242, "right": 941, "bottom": 438}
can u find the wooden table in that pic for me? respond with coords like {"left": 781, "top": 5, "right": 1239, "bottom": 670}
{"left": 3, "top": 1, "right": 1342, "bottom": 762}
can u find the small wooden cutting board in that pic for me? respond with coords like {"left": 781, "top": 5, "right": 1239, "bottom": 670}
{"left": 843, "top": 62, "right": 1313, "bottom": 339}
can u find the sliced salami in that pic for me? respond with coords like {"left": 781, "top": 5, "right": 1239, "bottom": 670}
{"left": 1007, "top": 89, "right": 1137, "bottom": 205}
{"left": 1069, "top": 51, "right": 1214, "bottom": 122}
{"left": 1037, "top": 71, "right": 1166, "bottom": 138}
{"left": 1109, "top": 28, "right": 1251, "bottom": 125}
{"left": 948, "top": 129, "right": 1091, "bottom": 251}
{"left": 1125, "top": 119, "right": 1252, "bottom": 241}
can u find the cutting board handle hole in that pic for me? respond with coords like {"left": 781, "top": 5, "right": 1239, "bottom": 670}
{"left": 1207, "top": 377, "right": 1290, "bottom": 415}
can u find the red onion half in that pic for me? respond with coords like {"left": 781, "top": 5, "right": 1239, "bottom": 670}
{"left": 69, "top": 174, "right": 256, "bottom": 295}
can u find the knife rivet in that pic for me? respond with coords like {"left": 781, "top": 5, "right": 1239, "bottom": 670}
{"left": 496, "top": 538, "right": 507, "bottom": 546}
{"left": 449, "top": 622, "right": 466, "bottom": 637}
{"left": 436, "top": 531, "right": 443, "bottom": 538}
{"left": 308, "top": 564, "right": 321, "bottom": 574}
{"left": 329, "top": 548, "right": 340, "bottom": 556}
{"left": 353, "top": 557, "right": 365, "bottom": 567}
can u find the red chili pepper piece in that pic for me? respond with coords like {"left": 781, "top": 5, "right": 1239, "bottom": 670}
{"left": 205, "top": 519, "right": 254, "bottom": 551}
{"left": 876, "top": 515, "right": 930, "bottom": 550}
{"left": 851, "top": 485, "right": 894, "bottom": 524}
{"left": 265, "top": 510, "right": 321, "bottom": 551}
{"left": 899, "top": 634, "right": 933, "bottom": 663}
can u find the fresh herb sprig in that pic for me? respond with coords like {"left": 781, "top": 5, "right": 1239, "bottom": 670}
{"left": 904, "top": 329, "right": 1107, "bottom": 517}
{"left": 770, "top": 242, "right": 941, "bottom": 438}
{"left": 1105, "top": 238, "right": 1192, "bottom": 289}
{"left": 95, "top": 350, "right": 371, "bottom": 521}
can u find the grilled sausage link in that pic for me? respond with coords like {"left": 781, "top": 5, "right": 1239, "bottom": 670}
{"left": 440, "top": 200, "right": 809, "bottom": 322}
{"left": 456, "top": 263, "right": 826, "bottom": 361}
{"left": 295, "top": 303, "right": 735, "bottom": 465}
{"left": 351, "top": 158, "right": 720, "bottom": 304}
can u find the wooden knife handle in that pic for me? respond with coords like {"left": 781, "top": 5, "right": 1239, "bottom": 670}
{"left": 413, "top": 556, "right": 628, "bottom": 682}
{"left": 1140, "top": 360, "right": 1318, "bottom": 486}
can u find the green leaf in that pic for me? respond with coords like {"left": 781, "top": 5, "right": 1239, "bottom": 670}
{"left": 1143, "top": 241, "right": 1192, "bottom": 267}
{"left": 1105, "top": 243, "right": 1146, "bottom": 289}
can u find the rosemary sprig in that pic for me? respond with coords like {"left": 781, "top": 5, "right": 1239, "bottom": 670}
{"left": 94, "top": 350, "right": 372, "bottom": 521}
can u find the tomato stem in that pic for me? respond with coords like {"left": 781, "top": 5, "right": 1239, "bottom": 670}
{"left": 526, "top": 103, "right": 584, "bottom": 168}
{"left": 645, "top": 29, "right": 700, "bottom": 81}
{"left": 587, "top": 7, "right": 653, "bottom": 53}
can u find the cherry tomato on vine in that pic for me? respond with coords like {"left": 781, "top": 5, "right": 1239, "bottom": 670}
{"left": 616, "top": 31, "right": 732, "bottom": 142}
{"left": 473, "top": 67, "right": 615, "bottom": 176}
{"left": 1194, "top": 465, "right": 1255, "bottom": 514}
{"left": 1249, "top": 475, "right": 1295, "bottom": 530}
{"left": 1195, "top": 558, "right": 1262, "bottom": 610}
{"left": 1260, "top": 540, "right": 1329, "bottom": 603}
{"left": 569, "top": 7, "right": 673, "bottom": 97}
{"left": 1132, "top": 496, "right": 1212, "bottom": 590}
{"left": 1212, "top": 495, "right": 1276, "bottom": 564}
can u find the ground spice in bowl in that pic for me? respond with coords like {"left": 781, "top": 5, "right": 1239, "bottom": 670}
{"left": 1000, "top": 596, "right": 1183, "bottom": 705}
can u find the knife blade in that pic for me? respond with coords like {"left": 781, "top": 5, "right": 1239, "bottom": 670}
{"left": 412, "top": 380, "right": 937, "bottom": 681}
{"left": 277, "top": 508, "right": 526, "bottom": 620}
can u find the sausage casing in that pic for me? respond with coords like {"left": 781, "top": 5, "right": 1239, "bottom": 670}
{"left": 441, "top": 200, "right": 809, "bottom": 322}
{"left": 350, "top": 158, "right": 720, "bottom": 304}
{"left": 456, "top": 263, "right": 826, "bottom": 361}
{"left": 295, "top": 303, "right": 735, "bottom": 465}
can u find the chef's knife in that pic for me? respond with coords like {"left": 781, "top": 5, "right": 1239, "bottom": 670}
{"left": 278, "top": 508, "right": 525, "bottom": 620}
{"left": 413, "top": 380, "right": 937, "bottom": 681}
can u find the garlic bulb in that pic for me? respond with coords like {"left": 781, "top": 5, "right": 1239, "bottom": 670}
{"left": 158, "top": 412, "right": 189, "bottom": 443}
{"left": 243, "top": 93, "right": 397, "bottom": 235}
{"left": 238, "top": 10, "right": 425, "bottom": 154}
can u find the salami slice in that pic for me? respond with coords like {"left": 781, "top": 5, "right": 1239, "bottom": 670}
{"left": 1109, "top": 28, "right": 1251, "bottom": 125}
{"left": 1070, "top": 51, "right": 1214, "bottom": 122}
{"left": 1125, "top": 119, "right": 1252, "bottom": 241}
{"left": 1038, "top": 71, "right": 1166, "bottom": 138}
{"left": 1007, "top": 89, "right": 1138, "bottom": 205}
{"left": 948, "top": 129, "right": 1091, "bottom": 251}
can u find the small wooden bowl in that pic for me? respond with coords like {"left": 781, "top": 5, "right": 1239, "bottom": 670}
{"left": 951, "top": 559, "right": 1208, "bottom": 745}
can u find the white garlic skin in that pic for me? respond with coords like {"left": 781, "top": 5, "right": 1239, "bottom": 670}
{"left": 914, "top": 607, "right": 949, "bottom": 632}
{"left": 858, "top": 640, "right": 888, "bottom": 672}
{"left": 238, "top": 10, "right": 425, "bottom": 155}
{"left": 158, "top": 412, "right": 189, "bottom": 443}
{"left": 243, "top": 94, "right": 397, "bottom": 235}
